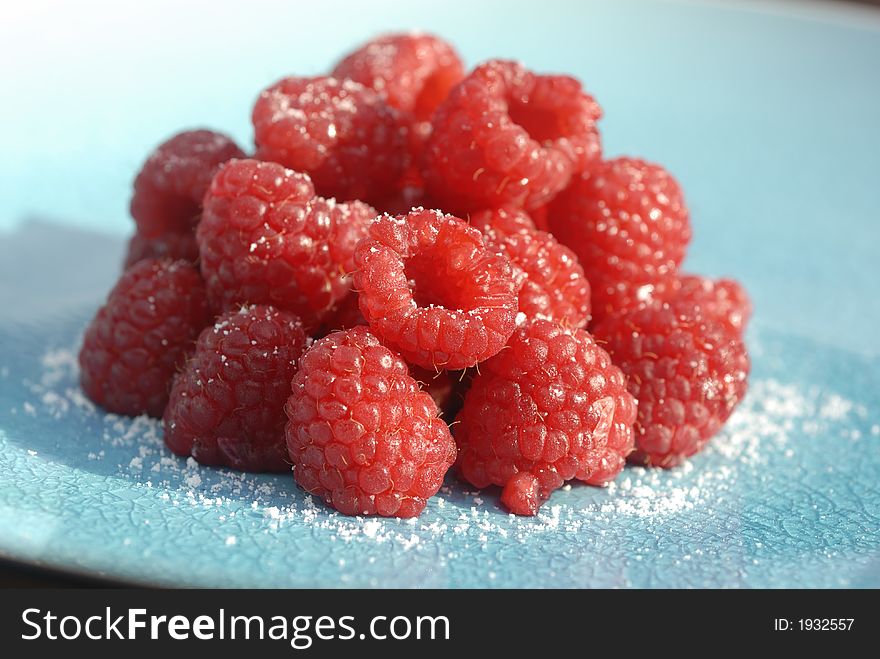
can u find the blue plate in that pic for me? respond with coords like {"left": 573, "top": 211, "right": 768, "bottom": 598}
{"left": 1, "top": 0, "right": 879, "bottom": 588}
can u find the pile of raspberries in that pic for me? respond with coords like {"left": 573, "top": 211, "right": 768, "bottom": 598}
{"left": 78, "top": 33, "right": 751, "bottom": 517}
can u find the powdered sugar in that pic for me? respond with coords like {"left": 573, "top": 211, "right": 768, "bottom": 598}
{"left": 10, "top": 338, "right": 875, "bottom": 561}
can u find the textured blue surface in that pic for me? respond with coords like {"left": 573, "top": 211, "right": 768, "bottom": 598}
{"left": 1, "top": 0, "right": 879, "bottom": 587}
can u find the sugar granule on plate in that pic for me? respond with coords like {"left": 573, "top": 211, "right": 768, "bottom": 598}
{"left": 9, "top": 340, "right": 872, "bottom": 559}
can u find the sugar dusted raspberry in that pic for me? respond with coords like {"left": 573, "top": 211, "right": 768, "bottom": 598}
{"left": 332, "top": 32, "right": 464, "bottom": 122}
{"left": 548, "top": 157, "right": 692, "bottom": 323}
{"left": 79, "top": 259, "right": 211, "bottom": 417}
{"left": 252, "top": 76, "right": 408, "bottom": 204}
{"left": 484, "top": 226, "right": 591, "bottom": 328}
{"left": 423, "top": 59, "right": 602, "bottom": 212}
{"left": 593, "top": 301, "right": 750, "bottom": 468}
{"left": 197, "top": 159, "right": 377, "bottom": 328}
{"left": 130, "top": 130, "right": 245, "bottom": 238}
{"left": 469, "top": 205, "right": 536, "bottom": 236}
{"left": 454, "top": 319, "right": 637, "bottom": 515}
{"left": 665, "top": 274, "right": 752, "bottom": 334}
{"left": 285, "top": 326, "right": 457, "bottom": 517}
{"left": 353, "top": 208, "right": 519, "bottom": 370}
{"left": 124, "top": 231, "right": 199, "bottom": 268}
{"left": 164, "top": 304, "right": 307, "bottom": 472}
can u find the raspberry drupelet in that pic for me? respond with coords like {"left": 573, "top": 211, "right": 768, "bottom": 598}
{"left": 468, "top": 205, "right": 537, "bottom": 236}
{"left": 163, "top": 304, "right": 307, "bottom": 472}
{"left": 252, "top": 76, "right": 408, "bottom": 205}
{"left": 454, "top": 319, "right": 637, "bottom": 515}
{"left": 548, "top": 157, "right": 692, "bottom": 324}
{"left": 332, "top": 32, "right": 464, "bottom": 122}
{"left": 353, "top": 208, "right": 519, "bottom": 370}
{"left": 593, "top": 298, "right": 750, "bottom": 468}
{"left": 197, "top": 159, "right": 377, "bottom": 328}
{"left": 423, "top": 59, "right": 602, "bottom": 212}
{"left": 663, "top": 274, "right": 753, "bottom": 334}
{"left": 285, "top": 326, "right": 457, "bottom": 517}
{"left": 79, "top": 259, "right": 211, "bottom": 417}
{"left": 130, "top": 130, "right": 245, "bottom": 239}
{"left": 484, "top": 226, "right": 592, "bottom": 328}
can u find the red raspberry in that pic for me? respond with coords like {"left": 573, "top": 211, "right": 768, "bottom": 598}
{"left": 469, "top": 205, "right": 536, "bottom": 236}
{"left": 79, "top": 259, "right": 210, "bottom": 417}
{"left": 332, "top": 32, "right": 464, "bottom": 122}
{"left": 353, "top": 209, "right": 519, "bottom": 370}
{"left": 163, "top": 304, "right": 307, "bottom": 472}
{"left": 252, "top": 76, "right": 408, "bottom": 204}
{"left": 197, "top": 159, "right": 377, "bottom": 328}
{"left": 130, "top": 130, "right": 245, "bottom": 239}
{"left": 285, "top": 326, "right": 457, "bottom": 517}
{"left": 484, "top": 226, "right": 591, "bottom": 328}
{"left": 454, "top": 319, "right": 636, "bottom": 515}
{"left": 423, "top": 60, "right": 602, "bottom": 212}
{"left": 664, "top": 274, "right": 752, "bottom": 334}
{"left": 124, "top": 231, "right": 199, "bottom": 268}
{"left": 593, "top": 301, "right": 750, "bottom": 468}
{"left": 548, "top": 157, "right": 692, "bottom": 323}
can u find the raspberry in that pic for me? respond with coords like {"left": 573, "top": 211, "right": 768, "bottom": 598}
{"left": 593, "top": 301, "right": 750, "bottom": 468}
{"left": 79, "top": 259, "right": 210, "bottom": 417}
{"left": 409, "top": 365, "right": 455, "bottom": 413}
{"left": 548, "top": 157, "right": 692, "bottom": 323}
{"left": 124, "top": 231, "right": 199, "bottom": 268}
{"left": 332, "top": 32, "right": 464, "bottom": 122}
{"left": 130, "top": 130, "right": 245, "bottom": 239}
{"left": 454, "top": 319, "right": 636, "bottom": 515}
{"left": 163, "top": 304, "right": 307, "bottom": 472}
{"left": 197, "top": 159, "right": 377, "bottom": 328}
{"left": 285, "top": 326, "right": 457, "bottom": 517}
{"left": 353, "top": 209, "right": 519, "bottom": 370}
{"left": 469, "top": 205, "right": 536, "bottom": 236}
{"left": 664, "top": 274, "right": 752, "bottom": 334}
{"left": 252, "top": 76, "right": 408, "bottom": 204}
{"left": 484, "top": 226, "right": 591, "bottom": 328}
{"left": 423, "top": 60, "right": 602, "bottom": 212}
